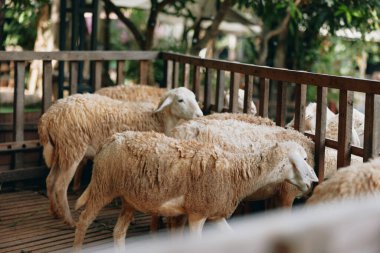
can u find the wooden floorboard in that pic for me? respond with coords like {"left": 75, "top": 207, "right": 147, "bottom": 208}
{"left": 0, "top": 190, "right": 152, "bottom": 253}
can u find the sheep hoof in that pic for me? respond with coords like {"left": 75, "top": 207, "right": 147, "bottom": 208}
{"left": 49, "top": 207, "right": 63, "bottom": 219}
{"left": 64, "top": 219, "right": 76, "bottom": 228}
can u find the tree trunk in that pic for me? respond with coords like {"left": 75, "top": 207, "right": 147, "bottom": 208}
{"left": 0, "top": 0, "right": 5, "bottom": 50}
{"left": 273, "top": 28, "right": 288, "bottom": 68}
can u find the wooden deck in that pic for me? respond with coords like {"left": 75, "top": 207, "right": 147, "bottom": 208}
{"left": 0, "top": 191, "right": 152, "bottom": 253}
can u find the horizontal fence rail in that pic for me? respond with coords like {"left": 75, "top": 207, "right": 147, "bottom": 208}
{"left": 1, "top": 50, "right": 380, "bottom": 184}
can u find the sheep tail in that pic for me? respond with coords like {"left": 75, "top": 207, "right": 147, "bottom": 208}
{"left": 75, "top": 186, "right": 90, "bottom": 210}
{"left": 38, "top": 120, "right": 55, "bottom": 169}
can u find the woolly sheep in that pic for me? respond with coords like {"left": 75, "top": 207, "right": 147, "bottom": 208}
{"left": 169, "top": 117, "right": 317, "bottom": 206}
{"left": 73, "top": 131, "right": 318, "bottom": 249}
{"left": 38, "top": 87, "right": 203, "bottom": 227}
{"left": 73, "top": 85, "right": 166, "bottom": 191}
{"left": 170, "top": 115, "right": 361, "bottom": 208}
{"left": 307, "top": 158, "right": 380, "bottom": 205}
{"left": 287, "top": 103, "right": 362, "bottom": 147}
{"left": 95, "top": 84, "right": 167, "bottom": 105}
{"left": 224, "top": 89, "right": 257, "bottom": 115}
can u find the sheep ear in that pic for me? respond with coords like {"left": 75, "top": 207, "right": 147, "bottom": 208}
{"left": 289, "top": 151, "right": 318, "bottom": 183}
{"left": 155, "top": 96, "right": 173, "bottom": 113}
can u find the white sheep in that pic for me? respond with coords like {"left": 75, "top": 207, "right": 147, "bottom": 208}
{"left": 95, "top": 84, "right": 167, "bottom": 105}
{"left": 224, "top": 89, "right": 257, "bottom": 115}
{"left": 73, "top": 131, "right": 318, "bottom": 249}
{"left": 72, "top": 85, "right": 166, "bottom": 192}
{"left": 287, "top": 102, "right": 361, "bottom": 147}
{"left": 170, "top": 114, "right": 362, "bottom": 209}
{"left": 38, "top": 87, "right": 203, "bottom": 227}
{"left": 307, "top": 157, "right": 380, "bottom": 205}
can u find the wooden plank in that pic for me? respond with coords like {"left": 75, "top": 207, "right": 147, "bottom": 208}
{"left": 42, "top": 61, "right": 53, "bottom": 113}
{"left": 93, "top": 61, "right": 102, "bottom": 91}
{"left": 215, "top": 70, "right": 225, "bottom": 113}
{"left": 0, "top": 166, "right": 47, "bottom": 183}
{"left": 172, "top": 61, "right": 179, "bottom": 88}
{"left": 364, "top": 93, "right": 375, "bottom": 161}
{"left": 192, "top": 65, "right": 201, "bottom": 100}
{"left": 276, "top": 81, "right": 287, "bottom": 127}
{"left": 160, "top": 52, "right": 380, "bottom": 94}
{"left": 12, "top": 61, "right": 25, "bottom": 170}
{"left": 116, "top": 60, "right": 125, "bottom": 85}
{"left": 166, "top": 60, "right": 173, "bottom": 89}
{"left": 203, "top": 68, "right": 212, "bottom": 114}
{"left": 337, "top": 90, "right": 353, "bottom": 168}
{"left": 243, "top": 75, "right": 254, "bottom": 114}
{"left": 0, "top": 51, "right": 159, "bottom": 61}
{"left": 139, "top": 60, "right": 149, "bottom": 85}
{"left": 294, "top": 84, "right": 307, "bottom": 132}
{"left": 70, "top": 61, "right": 78, "bottom": 94}
{"left": 183, "top": 63, "right": 190, "bottom": 88}
{"left": 305, "top": 133, "right": 363, "bottom": 158}
{"left": 259, "top": 77, "right": 269, "bottom": 117}
{"left": 314, "top": 87, "right": 327, "bottom": 181}
{"left": 0, "top": 140, "right": 41, "bottom": 153}
{"left": 229, "top": 72, "right": 239, "bottom": 113}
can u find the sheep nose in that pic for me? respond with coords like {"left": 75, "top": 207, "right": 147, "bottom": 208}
{"left": 195, "top": 110, "right": 203, "bottom": 118}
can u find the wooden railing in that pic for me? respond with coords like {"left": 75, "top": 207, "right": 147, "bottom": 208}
{"left": 0, "top": 50, "right": 379, "bottom": 184}
{"left": 161, "top": 52, "right": 380, "bottom": 181}
{"left": 0, "top": 51, "right": 159, "bottom": 182}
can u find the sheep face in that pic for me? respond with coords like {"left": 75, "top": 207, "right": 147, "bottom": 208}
{"left": 155, "top": 87, "right": 203, "bottom": 119}
{"left": 224, "top": 89, "right": 257, "bottom": 115}
{"left": 282, "top": 143, "right": 319, "bottom": 193}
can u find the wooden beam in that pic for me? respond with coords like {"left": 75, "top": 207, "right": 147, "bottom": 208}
{"left": 0, "top": 166, "right": 47, "bottom": 183}
{"left": 314, "top": 87, "right": 327, "bottom": 182}
{"left": 215, "top": 70, "right": 225, "bottom": 112}
{"left": 183, "top": 63, "right": 190, "bottom": 89}
{"left": 42, "top": 61, "right": 53, "bottom": 113}
{"left": 93, "top": 61, "right": 102, "bottom": 91}
{"left": 139, "top": 60, "right": 149, "bottom": 85}
{"left": 294, "top": 84, "right": 307, "bottom": 132}
{"left": 364, "top": 93, "right": 375, "bottom": 161}
{"left": 204, "top": 68, "right": 212, "bottom": 114}
{"left": 166, "top": 60, "right": 173, "bottom": 89}
{"left": 116, "top": 60, "right": 125, "bottom": 85}
{"left": 70, "top": 61, "right": 78, "bottom": 94}
{"left": 276, "top": 81, "right": 287, "bottom": 127}
{"left": 259, "top": 77, "right": 269, "bottom": 117}
{"left": 229, "top": 72, "right": 239, "bottom": 113}
{"left": 337, "top": 90, "right": 353, "bottom": 168}
{"left": 192, "top": 65, "right": 201, "bottom": 100}
{"left": 243, "top": 75, "right": 254, "bottom": 114}
{"left": 172, "top": 61, "right": 179, "bottom": 88}
{"left": 12, "top": 61, "right": 25, "bottom": 169}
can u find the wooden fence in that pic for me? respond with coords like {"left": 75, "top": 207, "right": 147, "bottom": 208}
{"left": 0, "top": 50, "right": 379, "bottom": 184}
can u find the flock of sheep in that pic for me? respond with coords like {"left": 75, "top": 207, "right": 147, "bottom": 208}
{"left": 37, "top": 84, "right": 380, "bottom": 250}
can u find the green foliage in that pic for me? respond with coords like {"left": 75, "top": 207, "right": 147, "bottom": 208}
{"left": 1, "top": 0, "right": 49, "bottom": 49}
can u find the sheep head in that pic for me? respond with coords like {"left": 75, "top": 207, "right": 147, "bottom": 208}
{"left": 155, "top": 87, "right": 203, "bottom": 120}
{"left": 279, "top": 142, "right": 319, "bottom": 193}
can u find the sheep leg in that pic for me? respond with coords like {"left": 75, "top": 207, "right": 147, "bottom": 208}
{"left": 167, "top": 215, "right": 187, "bottom": 234}
{"left": 56, "top": 160, "right": 81, "bottom": 227}
{"left": 212, "top": 218, "right": 233, "bottom": 232}
{"left": 72, "top": 157, "right": 88, "bottom": 193}
{"left": 73, "top": 196, "right": 111, "bottom": 250}
{"left": 113, "top": 199, "right": 135, "bottom": 249}
{"left": 46, "top": 166, "right": 61, "bottom": 218}
{"left": 188, "top": 214, "right": 206, "bottom": 238}
{"left": 150, "top": 215, "right": 160, "bottom": 232}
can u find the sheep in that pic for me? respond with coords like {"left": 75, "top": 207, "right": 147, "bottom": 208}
{"left": 287, "top": 103, "right": 362, "bottom": 147}
{"left": 224, "top": 89, "right": 257, "bottom": 115}
{"left": 353, "top": 108, "right": 364, "bottom": 146}
{"left": 170, "top": 115, "right": 361, "bottom": 209}
{"left": 307, "top": 158, "right": 380, "bottom": 205}
{"left": 73, "top": 131, "right": 318, "bottom": 249}
{"left": 95, "top": 84, "right": 167, "bottom": 105}
{"left": 73, "top": 85, "right": 166, "bottom": 191}
{"left": 169, "top": 117, "right": 317, "bottom": 207}
{"left": 38, "top": 87, "right": 203, "bottom": 227}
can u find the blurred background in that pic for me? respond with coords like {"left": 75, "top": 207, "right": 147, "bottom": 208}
{"left": 0, "top": 0, "right": 379, "bottom": 112}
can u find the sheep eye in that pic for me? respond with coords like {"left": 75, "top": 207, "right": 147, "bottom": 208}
{"left": 304, "top": 158, "right": 307, "bottom": 161}
{"left": 178, "top": 99, "right": 184, "bottom": 103}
